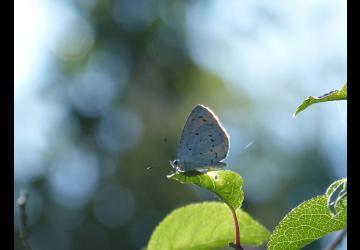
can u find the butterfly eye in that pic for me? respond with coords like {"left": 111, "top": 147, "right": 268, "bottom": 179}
{"left": 173, "top": 160, "right": 179, "bottom": 166}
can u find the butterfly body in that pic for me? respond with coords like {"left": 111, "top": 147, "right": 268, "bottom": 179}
{"left": 171, "top": 104, "right": 230, "bottom": 172}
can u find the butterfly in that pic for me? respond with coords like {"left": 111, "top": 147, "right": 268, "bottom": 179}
{"left": 170, "top": 104, "right": 230, "bottom": 172}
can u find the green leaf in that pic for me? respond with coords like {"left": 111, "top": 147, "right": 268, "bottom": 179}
{"left": 168, "top": 170, "right": 244, "bottom": 210}
{"left": 268, "top": 181, "right": 347, "bottom": 250}
{"left": 293, "top": 83, "right": 347, "bottom": 117}
{"left": 147, "top": 202, "right": 270, "bottom": 250}
{"left": 326, "top": 178, "right": 347, "bottom": 215}
{"left": 326, "top": 178, "right": 347, "bottom": 198}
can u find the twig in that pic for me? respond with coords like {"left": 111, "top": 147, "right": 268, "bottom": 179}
{"left": 325, "top": 229, "right": 347, "bottom": 250}
{"left": 17, "top": 190, "right": 32, "bottom": 250}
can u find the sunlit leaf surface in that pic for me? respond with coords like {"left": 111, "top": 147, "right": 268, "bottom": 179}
{"left": 147, "top": 202, "right": 270, "bottom": 250}
{"left": 168, "top": 170, "right": 244, "bottom": 210}
{"left": 293, "top": 83, "right": 347, "bottom": 117}
{"left": 268, "top": 180, "right": 347, "bottom": 250}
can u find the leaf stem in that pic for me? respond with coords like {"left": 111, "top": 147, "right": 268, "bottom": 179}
{"left": 228, "top": 206, "right": 243, "bottom": 250}
{"left": 325, "top": 229, "right": 347, "bottom": 250}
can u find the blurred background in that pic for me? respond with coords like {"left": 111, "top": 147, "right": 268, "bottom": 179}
{"left": 14, "top": 0, "right": 347, "bottom": 249}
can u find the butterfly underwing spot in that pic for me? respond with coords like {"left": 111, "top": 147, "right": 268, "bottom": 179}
{"left": 215, "top": 152, "right": 218, "bottom": 158}
{"left": 195, "top": 132, "right": 199, "bottom": 135}
{"left": 210, "top": 139, "right": 215, "bottom": 142}
{"left": 203, "top": 119, "right": 207, "bottom": 122}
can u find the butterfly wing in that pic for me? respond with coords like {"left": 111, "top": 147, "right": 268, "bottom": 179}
{"left": 177, "top": 105, "right": 230, "bottom": 171}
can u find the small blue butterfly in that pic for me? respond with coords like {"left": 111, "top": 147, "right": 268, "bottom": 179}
{"left": 170, "top": 104, "right": 230, "bottom": 172}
